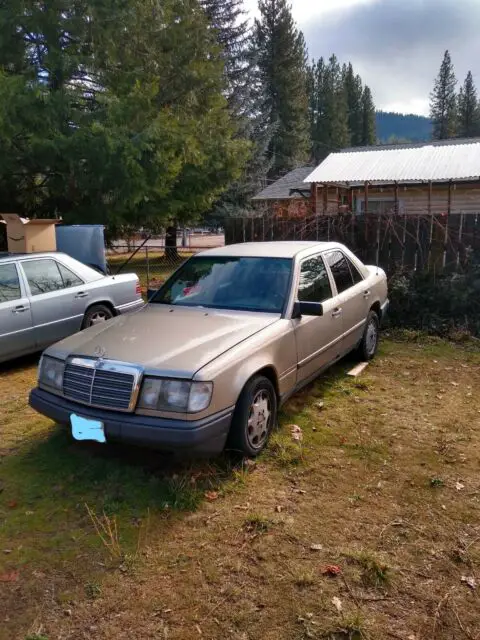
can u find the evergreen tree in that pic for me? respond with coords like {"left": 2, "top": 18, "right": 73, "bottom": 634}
{"left": 344, "top": 63, "right": 364, "bottom": 146}
{"left": 430, "top": 50, "right": 457, "bottom": 140}
{"left": 0, "top": 0, "right": 248, "bottom": 233}
{"left": 457, "top": 71, "right": 480, "bottom": 138}
{"left": 253, "top": 0, "right": 309, "bottom": 177}
{"left": 323, "top": 55, "right": 350, "bottom": 151}
{"left": 360, "top": 86, "right": 376, "bottom": 145}
{"left": 200, "top": 0, "right": 274, "bottom": 220}
{"left": 307, "top": 57, "right": 374, "bottom": 162}
{"left": 200, "top": 0, "right": 250, "bottom": 119}
{"left": 307, "top": 57, "right": 329, "bottom": 163}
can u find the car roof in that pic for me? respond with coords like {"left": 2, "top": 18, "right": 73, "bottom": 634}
{"left": 0, "top": 251, "right": 70, "bottom": 262}
{"left": 198, "top": 241, "right": 345, "bottom": 259}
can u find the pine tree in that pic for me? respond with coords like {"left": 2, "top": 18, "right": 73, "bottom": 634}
{"left": 200, "top": 0, "right": 250, "bottom": 119}
{"left": 307, "top": 57, "right": 329, "bottom": 163}
{"left": 323, "top": 55, "right": 350, "bottom": 151}
{"left": 457, "top": 71, "right": 480, "bottom": 138}
{"left": 360, "top": 86, "right": 376, "bottom": 145}
{"left": 253, "top": 0, "right": 309, "bottom": 177}
{"left": 430, "top": 50, "right": 457, "bottom": 140}
{"left": 344, "top": 63, "right": 364, "bottom": 146}
{"left": 199, "top": 0, "right": 274, "bottom": 219}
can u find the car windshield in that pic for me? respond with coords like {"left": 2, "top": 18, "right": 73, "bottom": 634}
{"left": 151, "top": 256, "right": 292, "bottom": 313}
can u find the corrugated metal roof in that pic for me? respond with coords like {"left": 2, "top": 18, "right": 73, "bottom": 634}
{"left": 252, "top": 166, "right": 314, "bottom": 201}
{"left": 305, "top": 140, "right": 480, "bottom": 184}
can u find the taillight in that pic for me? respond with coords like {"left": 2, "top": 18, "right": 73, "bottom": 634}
{"left": 136, "top": 281, "right": 141, "bottom": 296}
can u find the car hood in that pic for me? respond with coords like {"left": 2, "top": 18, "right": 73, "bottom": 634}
{"left": 47, "top": 305, "right": 280, "bottom": 377}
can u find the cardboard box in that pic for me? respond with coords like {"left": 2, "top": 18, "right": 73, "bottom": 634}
{"left": 0, "top": 214, "right": 60, "bottom": 253}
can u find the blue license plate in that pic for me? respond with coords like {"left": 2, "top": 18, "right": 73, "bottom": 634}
{"left": 70, "top": 414, "right": 106, "bottom": 444}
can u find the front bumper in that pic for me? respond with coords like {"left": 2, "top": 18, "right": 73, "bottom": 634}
{"left": 29, "top": 388, "right": 232, "bottom": 455}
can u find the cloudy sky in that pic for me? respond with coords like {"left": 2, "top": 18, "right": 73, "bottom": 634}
{"left": 244, "top": 0, "right": 480, "bottom": 116}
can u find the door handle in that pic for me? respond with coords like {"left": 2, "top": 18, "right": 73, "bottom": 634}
{"left": 75, "top": 292, "right": 89, "bottom": 299}
{"left": 332, "top": 307, "right": 342, "bottom": 318}
{"left": 363, "top": 290, "right": 371, "bottom": 299}
{"left": 12, "top": 305, "right": 30, "bottom": 313}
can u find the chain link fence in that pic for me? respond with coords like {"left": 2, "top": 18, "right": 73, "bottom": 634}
{"left": 107, "top": 245, "right": 209, "bottom": 295}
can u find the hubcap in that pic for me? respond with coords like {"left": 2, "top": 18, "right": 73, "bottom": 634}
{"left": 89, "top": 312, "right": 109, "bottom": 326}
{"left": 246, "top": 390, "right": 272, "bottom": 449}
{"left": 366, "top": 320, "right": 378, "bottom": 355}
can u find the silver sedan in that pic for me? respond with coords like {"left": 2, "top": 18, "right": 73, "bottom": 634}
{"left": 0, "top": 252, "right": 144, "bottom": 363}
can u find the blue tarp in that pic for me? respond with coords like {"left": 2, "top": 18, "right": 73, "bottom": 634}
{"left": 56, "top": 225, "right": 107, "bottom": 274}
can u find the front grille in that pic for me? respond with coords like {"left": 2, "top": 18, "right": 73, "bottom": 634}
{"left": 63, "top": 360, "right": 137, "bottom": 411}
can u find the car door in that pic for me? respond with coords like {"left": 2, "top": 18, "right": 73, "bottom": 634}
{"left": 20, "top": 258, "right": 87, "bottom": 349}
{"left": 0, "top": 261, "right": 35, "bottom": 361}
{"left": 292, "top": 253, "right": 344, "bottom": 385}
{"left": 324, "top": 250, "right": 369, "bottom": 352}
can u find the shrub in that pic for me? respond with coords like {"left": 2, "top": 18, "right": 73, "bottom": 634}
{"left": 388, "top": 264, "right": 480, "bottom": 337}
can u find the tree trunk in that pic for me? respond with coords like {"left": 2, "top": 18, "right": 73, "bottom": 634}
{"left": 165, "top": 224, "right": 178, "bottom": 260}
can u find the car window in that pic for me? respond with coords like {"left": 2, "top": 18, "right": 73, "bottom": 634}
{"left": 347, "top": 257, "right": 364, "bottom": 285}
{"left": 298, "top": 255, "right": 332, "bottom": 303}
{"left": 325, "top": 251, "right": 355, "bottom": 294}
{"left": 23, "top": 259, "right": 66, "bottom": 295}
{"left": 57, "top": 263, "right": 84, "bottom": 287}
{"left": 151, "top": 256, "right": 293, "bottom": 314}
{"left": 0, "top": 263, "right": 21, "bottom": 303}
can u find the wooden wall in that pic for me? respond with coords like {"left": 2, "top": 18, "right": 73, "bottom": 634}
{"left": 312, "top": 182, "right": 480, "bottom": 216}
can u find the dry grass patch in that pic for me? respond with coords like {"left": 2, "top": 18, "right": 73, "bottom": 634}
{"left": 1, "top": 339, "right": 480, "bottom": 640}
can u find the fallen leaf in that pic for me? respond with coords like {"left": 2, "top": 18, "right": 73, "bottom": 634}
{"left": 0, "top": 570, "right": 19, "bottom": 582}
{"left": 321, "top": 564, "right": 342, "bottom": 576}
{"left": 7, "top": 501, "right": 17, "bottom": 509}
{"left": 461, "top": 575, "right": 476, "bottom": 590}
{"left": 290, "top": 425, "right": 303, "bottom": 442}
{"left": 204, "top": 491, "right": 219, "bottom": 502}
{"left": 455, "top": 481, "right": 465, "bottom": 491}
{"left": 332, "top": 596, "right": 343, "bottom": 613}
{"left": 310, "top": 544, "right": 323, "bottom": 551}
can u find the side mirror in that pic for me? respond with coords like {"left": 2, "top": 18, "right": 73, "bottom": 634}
{"left": 292, "top": 301, "right": 324, "bottom": 318}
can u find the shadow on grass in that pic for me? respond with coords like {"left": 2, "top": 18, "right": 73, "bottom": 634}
{"left": 0, "top": 424, "right": 239, "bottom": 571}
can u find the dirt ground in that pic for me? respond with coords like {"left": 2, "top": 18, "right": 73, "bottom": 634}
{"left": 0, "top": 336, "right": 479, "bottom": 640}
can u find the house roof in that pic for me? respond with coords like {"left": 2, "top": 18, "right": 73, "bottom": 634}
{"left": 305, "top": 138, "right": 480, "bottom": 185}
{"left": 252, "top": 166, "right": 314, "bottom": 201}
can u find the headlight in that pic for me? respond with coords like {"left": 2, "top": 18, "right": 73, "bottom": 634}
{"left": 138, "top": 378, "right": 213, "bottom": 413}
{"left": 39, "top": 356, "right": 65, "bottom": 391}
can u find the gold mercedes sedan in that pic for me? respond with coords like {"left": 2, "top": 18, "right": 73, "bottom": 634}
{"left": 30, "top": 242, "right": 388, "bottom": 457}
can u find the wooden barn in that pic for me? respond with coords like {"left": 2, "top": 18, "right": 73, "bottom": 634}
{"left": 305, "top": 138, "right": 480, "bottom": 217}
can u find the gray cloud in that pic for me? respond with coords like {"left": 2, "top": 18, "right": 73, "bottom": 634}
{"left": 301, "top": 0, "right": 480, "bottom": 114}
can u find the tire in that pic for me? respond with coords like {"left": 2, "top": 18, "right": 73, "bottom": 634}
{"left": 227, "top": 375, "right": 277, "bottom": 457}
{"left": 81, "top": 304, "right": 114, "bottom": 329}
{"left": 357, "top": 310, "right": 380, "bottom": 361}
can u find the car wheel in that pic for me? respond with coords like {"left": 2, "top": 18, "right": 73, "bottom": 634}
{"left": 227, "top": 375, "right": 277, "bottom": 457}
{"left": 82, "top": 304, "right": 114, "bottom": 329}
{"left": 358, "top": 310, "right": 379, "bottom": 361}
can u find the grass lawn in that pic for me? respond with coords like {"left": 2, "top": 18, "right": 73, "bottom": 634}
{"left": 0, "top": 337, "right": 479, "bottom": 640}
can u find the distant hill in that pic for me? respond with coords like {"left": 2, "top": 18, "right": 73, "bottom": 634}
{"left": 376, "top": 111, "right": 432, "bottom": 143}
